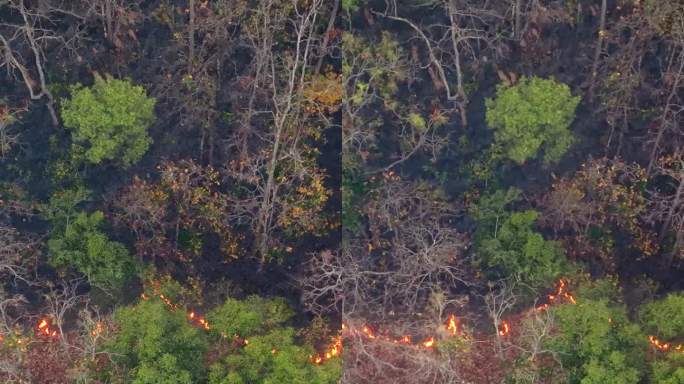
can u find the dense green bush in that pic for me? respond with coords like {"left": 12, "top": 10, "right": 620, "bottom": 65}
{"left": 61, "top": 76, "right": 156, "bottom": 166}
{"left": 107, "top": 299, "right": 208, "bottom": 384}
{"left": 638, "top": 293, "right": 684, "bottom": 383}
{"left": 477, "top": 210, "right": 567, "bottom": 287}
{"left": 207, "top": 296, "right": 341, "bottom": 384}
{"left": 639, "top": 293, "right": 684, "bottom": 339}
{"left": 486, "top": 77, "right": 579, "bottom": 165}
{"left": 547, "top": 296, "right": 646, "bottom": 384}
{"left": 47, "top": 210, "right": 137, "bottom": 289}
{"left": 471, "top": 188, "right": 566, "bottom": 288}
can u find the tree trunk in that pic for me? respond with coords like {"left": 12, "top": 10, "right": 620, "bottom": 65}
{"left": 660, "top": 168, "right": 684, "bottom": 268}
{"left": 188, "top": 0, "right": 195, "bottom": 74}
{"left": 588, "top": 0, "right": 607, "bottom": 103}
{"left": 647, "top": 47, "right": 684, "bottom": 174}
{"left": 315, "top": 0, "right": 339, "bottom": 74}
{"left": 514, "top": 0, "right": 522, "bottom": 41}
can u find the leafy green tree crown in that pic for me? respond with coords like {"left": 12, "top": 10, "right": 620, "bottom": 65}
{"left": 470, "top": 189, "right": 566, "bottom": 288}
{"left": 548, "top": 295, "right": 646, "bottom": 384}
{"left": 638, "top": 293, "right": 684, "bottom": 383}
{"left": 477, "top": 210, "right": 566, "bottom": 287}
{"left": 108, "top": 300, "right": 208, "bottom": 384}
{"left": 639, "top": 293, "right": 684, "bottom": 340}
{"left": 61, "top": 76, "right": 156, "bottom": 166}
{"left": 207, "top": 296, "right": 341, "bottom": 384}
{"left": 47, "top": 210, "right": 136, "bottom": 289}
{"left": 485, "top": 76, "right": 580, "bottom": 164}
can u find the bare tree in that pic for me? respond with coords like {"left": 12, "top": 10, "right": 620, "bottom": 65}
{"left": 214, "top": 0, "right": 335, "bottom": 263}
{"left": 646, "top": 46, "right": 684, "bottom": 174}
{"left": 0, "top": 224, "right": 35, "bottom": 383}
{"left": 587, "top": 0, "right": 607, "bottom": 102}
{"left": 0, "top": 0, "right": 85, "bottom": 126}
{"left": 508, "top": 309, "right": 561, "bottom": 384}
{"left": 0, "top": 103, "right": 26, "bottom": 159}
{"left": 376, "top": 0, "right": 506, "bottom": 127}
{"left": 483, "top": 278, "right": 517, "bottom": 359}
{"left": 42, "top": 278, "right": 86, "bottom": 347}
{"left": 644, "top": 152, "right": 684, "bottom": 267}
{"left": 302, "top": 177, "right": 471, "bottom": 343}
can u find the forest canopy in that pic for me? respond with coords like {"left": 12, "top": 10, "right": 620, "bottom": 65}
{"left": 0, "top": 0, "right": 682, "bottom": 383}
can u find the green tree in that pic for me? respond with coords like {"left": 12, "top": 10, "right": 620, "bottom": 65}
{"left": 47, "top": 210, "right": 137, "bottom": 289}
{"left": 548, "top": 296, "right": 646, "bottom": 384}
{"left": 639, "top": 294, "right": 684, "bottom": 384}
{"left": 469, "top": 187, "right": 521, "bottom": 237}
{"left": 342, "top": 166, "right": 369, "bottom": 232}
{"left": 207, "top": 296, "right": 341, "bottom": 384}
{"left": 476, "top": 209, "right": 566, "bottom": 288}
{"left": 107, "top": 299, "right": 208, "bottom": 384}
{"left": 639, "top": 293, "right": 684, "bottom": 340}
{"left": 60, "top": 76, "right": 156, "bottom": 166}
{"left": 485, "top": 77, "right": 580, "bottom": 164}
{"left": 651, "top": 358, "right": 684, "bottom": 384}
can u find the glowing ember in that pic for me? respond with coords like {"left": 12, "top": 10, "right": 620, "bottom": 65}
{"left": 648, "top": 335, "right": 684, "bottom": 354}
{"left": 536, "top": 279, "right": 577, "bottom": 312}
{"left": 422, "top": 337, "right": 435, "bottom": 348}
{"left": 311, "top": 335, "right": 343, "bottom": 364}
{"left": 362, "top": 325, "right": 376, "bottom": 340}
{"left": 142, "top": 281, "right": 211, "bottom": 331}
{"left": 446, "top": 314, "right": 458, "bottom": 336}
{"left": 498, "top": 320, "right": 510, "bottom": 337}
{"left": 36, "top": 318, "right": 59, "bottom": 338}
{"left": 91, "top": 321, "right": 105, "bottom": 337}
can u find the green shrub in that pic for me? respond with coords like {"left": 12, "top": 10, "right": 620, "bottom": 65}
{"left": 47, "top": 210, "right": 137, "bottom": 289}
{"left": 107, "top": 299, "right": 208, "bottom": 384}
{"left": 61, "top": 76, "right": 156, "bottom": 166}
{"left": 485, "top": 77, "right": 579, "bottom": 165}
{"left": 207, "top": 296, "right": 341, "bottom": 384}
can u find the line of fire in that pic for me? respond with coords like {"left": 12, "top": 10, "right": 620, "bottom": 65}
{"left": 15, "top": 278, "right": 681, "bottom": 368}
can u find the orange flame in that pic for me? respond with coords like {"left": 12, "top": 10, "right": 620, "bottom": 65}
{"left": 323, "top": 314, "right": 463, "bottom": 356}
{"left": 362, "top": 325, "right": 377, "bottom": 340}
{"left": 310, "top": 334, "right": 343, "bottom": 364}
{"left": 536, "top": 279, "right": 577, "bottom": 312}
{"left": 36, "top": 318, "right": 59, "bottom": 339}
{"left": 446, "top": 314, "right": 458, "bottom": 336}
{"left": 422, "top": 337, "right": 435, "bottom": 348}
{"left": 142, "top": 281, "right": 211, "bottom": 331}
{"left": 498, "top": 320, "right": 510, "bottom": 336}
{"left": 648, "top": 335, "right": 684, "bottom": 354}
{"left": 91, "top": 321, "right": 104, "bottom": 337}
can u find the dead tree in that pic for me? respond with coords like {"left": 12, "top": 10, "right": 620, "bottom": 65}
{"left": 588, "top": 0, "right": 607, "bottom": 102}
{"left": 509, "top": 309, "right": 561, "bottom": 384}
{"left": 647, "top": 46, "right": 684, "bottom": 174}
{"left": 378, "top": 0, "right": 510, "bottom": 127}
{"left": 483, "top": 278, "right": 518, "bottom": 359}
{"left": 253, "top": 0, "right": 324, "bottom": 262}
{"left": 302, "top": 177, "right": 470, "bottom": 336}
{"left": 644, "top": 152, "right": 684, "bottom": 267}
{"left": 0, "top": 0, "right": 85, "bottom": 126}
{"left": 0, "top": 103, "right": 26, "bottom": 159}
{"left": 216, "top": 0, "right": 330, "bottom": 263}
{"left": 43, "top": 279, "right": 85, "bottom": 348}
